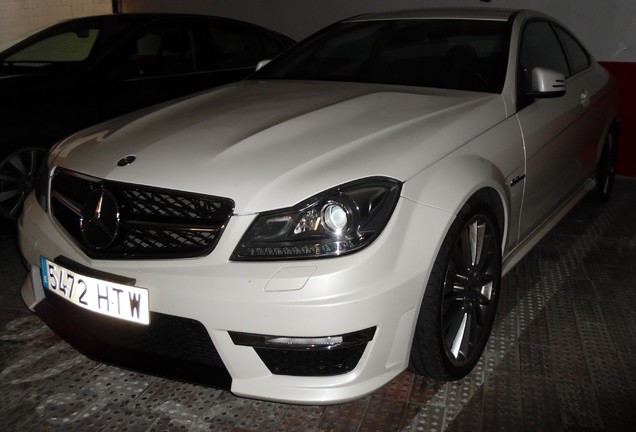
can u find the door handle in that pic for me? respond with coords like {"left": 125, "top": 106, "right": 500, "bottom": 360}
{"left": 580, "top": 90, "right": 591, "bottom": 107}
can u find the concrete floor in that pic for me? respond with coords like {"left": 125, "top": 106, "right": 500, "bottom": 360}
{"left": 1, "top": 178, "right": 635, "bottom": 432}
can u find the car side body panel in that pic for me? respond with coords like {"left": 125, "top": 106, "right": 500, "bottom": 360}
{"left": 517, "top": 63, "right": 616, "bottom": 238}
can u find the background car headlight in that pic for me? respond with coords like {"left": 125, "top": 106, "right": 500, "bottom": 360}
{"left": 231, "top": 177, "right": 401, "bottom": 260}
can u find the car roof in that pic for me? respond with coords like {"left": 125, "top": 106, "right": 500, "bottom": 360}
{"left": 0, "top": 13, "right": 295, "bottom": 56}
{"left": 49, "top": 12, "right": 280, "bottom": 27}
{"left": 346, "top": 8, "right": 520, "bottom": 22}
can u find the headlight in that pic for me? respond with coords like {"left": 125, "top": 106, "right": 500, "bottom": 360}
{"left": 231, "top": 177, "right": 401, "bottom": 260}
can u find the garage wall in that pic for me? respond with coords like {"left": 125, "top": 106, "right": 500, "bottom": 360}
{"left": 0, "top": 0, "right": 113, "bottom": 48}
{"left": 121, "top": 0, "right": 636, "bottom": 176}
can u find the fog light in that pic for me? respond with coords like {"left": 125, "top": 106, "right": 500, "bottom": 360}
{"left": 229, "top": 327, "right": 376, "bottom": 376}
{"left": 266, "top": 336, "right": 344, "bottom": 349}
{"left": 229, "top": 327, "right": 375, "bottom": 351}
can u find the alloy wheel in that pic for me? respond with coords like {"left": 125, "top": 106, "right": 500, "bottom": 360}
{"left": 0, "top": 147, "right": 47, "bottom": 220}
{"left": 441, "top": 214, "right": 499, "bottom": 367}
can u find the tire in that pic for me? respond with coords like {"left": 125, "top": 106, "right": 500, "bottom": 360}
{"left": 0, "top": 146, "right": 48, "bottom": 221}
{"left": 593, "top": 126, "right": 618, "bottom": 203}
{"left": 409, "top": 200, "right": 501, "bottom": 380}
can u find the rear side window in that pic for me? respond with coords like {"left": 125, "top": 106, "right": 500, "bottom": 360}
{"left": 555, "top": 26, "right": 590, "bottom": 75}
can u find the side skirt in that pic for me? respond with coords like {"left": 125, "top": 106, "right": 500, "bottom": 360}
{"left": 501, "top": 177, "right": 596, "bottom": 275}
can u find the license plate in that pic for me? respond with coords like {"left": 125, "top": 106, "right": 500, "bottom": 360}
{"left": 40, "top": 257, "right": 150, "bottom": 325}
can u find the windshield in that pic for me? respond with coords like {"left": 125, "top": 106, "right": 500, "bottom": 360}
{"left": 252, "top": 19, "right": 511, "bottom": 93}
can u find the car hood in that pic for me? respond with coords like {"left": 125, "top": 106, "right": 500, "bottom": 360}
{"left": 51, "top": 80, "right": 506, "bottom": 214}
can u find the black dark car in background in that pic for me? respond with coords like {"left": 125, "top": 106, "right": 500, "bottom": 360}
{"left": 0, "top": 13, "right": 294, "bottom": 220}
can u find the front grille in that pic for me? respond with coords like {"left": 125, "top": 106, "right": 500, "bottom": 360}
{"left": 50, "top": 168, "right": 234, "bottom": 259}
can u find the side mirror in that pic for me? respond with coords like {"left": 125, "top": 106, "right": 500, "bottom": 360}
{"left": 529, "top": 67, "right": 566, "bottom": 98}
{"left": 256, "top": 59, "right": 271, "bottom": 71}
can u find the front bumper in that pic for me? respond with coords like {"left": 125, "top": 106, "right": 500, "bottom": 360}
{"left": 18, "top": 192, "right": 451, "bottom": 404}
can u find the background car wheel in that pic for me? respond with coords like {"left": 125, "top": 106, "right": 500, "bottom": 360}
{"left": 0, "top": 146, "right": 47, "bottom": 221}
{"left": 593, "top": 126, "right": 618, "bottom": 203}
{"left": 409, "top": 200, "right": 501, "bottom": 381}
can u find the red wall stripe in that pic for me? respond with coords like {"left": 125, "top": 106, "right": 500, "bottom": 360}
{"left": 600, "top": 62, "right": 636, "bottom": 177}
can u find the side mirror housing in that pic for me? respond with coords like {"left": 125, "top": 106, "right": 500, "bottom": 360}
{"left": 256, "top": 60, "right": 271, "bottom": 71}
{"left": 529, "top": 67, "right": 566, "bottom": 98}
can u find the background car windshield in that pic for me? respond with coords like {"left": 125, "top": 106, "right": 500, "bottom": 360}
{"left": 5, "top": 29, "right": 99, "bottom": 65}
{"left": 0, "top": 20, "right": 136, "bottom": 72}
{"left": 252, "top": 19, "right": 510, "bottom": 93}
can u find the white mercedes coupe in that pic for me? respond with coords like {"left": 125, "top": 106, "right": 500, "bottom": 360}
{"left": 18, "top": 8, "right": 618, "bottom": 404}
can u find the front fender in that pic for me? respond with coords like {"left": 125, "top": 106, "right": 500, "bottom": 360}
{"left": 401, "top": 116, "right": 526, "bottom": 252}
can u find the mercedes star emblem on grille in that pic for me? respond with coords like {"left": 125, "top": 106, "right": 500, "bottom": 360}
{"left": 80, "top": 189, "right": 120, "bottom": 250}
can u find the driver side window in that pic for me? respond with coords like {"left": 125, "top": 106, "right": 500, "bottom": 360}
{"left": 517, "top": 20, "right": 569, "bottom": 107}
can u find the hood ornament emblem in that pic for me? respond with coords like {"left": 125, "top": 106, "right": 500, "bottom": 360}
{"left": 117, "top": 155, "right": 136, "bottom": 167}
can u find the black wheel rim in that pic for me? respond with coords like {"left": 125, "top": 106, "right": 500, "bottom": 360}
{"left": 441, "top": 214, "right": 499, "bottom": 368}
{"left": 601, "top": 136, "right": 616, "bottom": 196}
{"left": 0, "top": 147, "right": 47, "bottom": 220}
